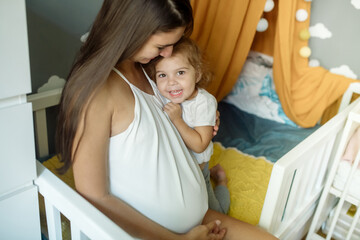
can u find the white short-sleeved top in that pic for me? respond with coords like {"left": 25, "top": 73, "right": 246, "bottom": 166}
{"left": 162, "top": 88, "right": 217, "bottom": 164}
{"left": 108, "top": 68, "right": 208, "bottom": 234}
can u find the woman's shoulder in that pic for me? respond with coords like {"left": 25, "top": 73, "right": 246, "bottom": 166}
{"left": 98, "top": 71, "right": 133, "bottom": 107}
{"left": 85, "top": 74, "right": 124, "bottom": 114}
{"left": 85, "top": 83, "right": 114, "bottom": 121}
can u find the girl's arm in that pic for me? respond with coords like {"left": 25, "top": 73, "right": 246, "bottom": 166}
{"left": 72, "top": 87, "right": 224, "bottom": 240}
{"left": 164, "top": 102, "right": 213, "bottom": 153}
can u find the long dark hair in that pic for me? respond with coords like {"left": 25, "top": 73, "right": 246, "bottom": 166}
{"left": 56, "top": 0, "right": 193, "bottom": 173}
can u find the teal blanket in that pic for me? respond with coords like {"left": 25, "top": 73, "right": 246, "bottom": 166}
{"left": 213, "top": 102, "right": 319, "bottom": 163}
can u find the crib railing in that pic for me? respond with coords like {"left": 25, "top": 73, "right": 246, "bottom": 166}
{"left": 260, "top": 85, "right": 360, "bottom": 239}
{"left": 35, "top": 161, "right": 134, "bottom": 240}
{"left": 307, "top": 112, "right": 360, "bottom": 240}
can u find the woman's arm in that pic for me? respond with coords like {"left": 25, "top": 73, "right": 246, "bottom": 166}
{"left": 71, "top": 85, "right": 224, "bottom": 240}
{"left": 164, "top": 102, "right": 213, "bottom": 153}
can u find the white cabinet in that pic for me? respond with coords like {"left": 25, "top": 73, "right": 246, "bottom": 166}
{"left": 0, "top": 0, "right": 31, "bottom": 99}
{"left": 0, "top": 103, "right": 36, "bottom": 195}
{"left": 0, "top": 186, "right": 41, "bottom": 239}
{"left": 0, "top": 0, "right": 41, "bottom": 239}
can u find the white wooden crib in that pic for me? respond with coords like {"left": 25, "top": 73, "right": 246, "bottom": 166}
{"left": 307, "top": 84, "right": 360, "bottom": 240}
{"left": 27, "top": 82, "right": 360, "bottom": 239}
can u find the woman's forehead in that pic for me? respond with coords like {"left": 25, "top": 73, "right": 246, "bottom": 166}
{"left": 150, "top": 27, "right": 185, "bottom": 45}
{"left": 156, "top": 53, "right": 191, "bottom": 69}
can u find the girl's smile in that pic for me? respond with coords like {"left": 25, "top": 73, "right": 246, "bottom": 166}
{"left": 155, "top": 53, "right": 199, "bottom": 103}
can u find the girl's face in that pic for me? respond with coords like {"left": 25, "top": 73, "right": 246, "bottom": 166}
{"left": 155, "top": 52, "right": 199, "bottom": 104}
{"left": 131, "top": 27, "right": 185, "bottom": 64}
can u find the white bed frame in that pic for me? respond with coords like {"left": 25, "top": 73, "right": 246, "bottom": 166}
{"left": 27, "top": 82, "right": 360, "bottom": 239}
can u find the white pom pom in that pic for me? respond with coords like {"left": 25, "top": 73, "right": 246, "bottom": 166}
{"left": 264, "top": 0, "right": 275, "bottom": 12}
{"left": 80, "top": 32, "right": 89, "bottom": 43}
{"left": 296, "top": 9, "right": 308, "bottom": 22}
{"left": 257, "top": 18, "right": 268, "bottom": 32}
{"left": 309, "top": 59, "right": 320, "bottom": 67}
{"left": 299, "top": 46, "right": 311, "bottom": 58}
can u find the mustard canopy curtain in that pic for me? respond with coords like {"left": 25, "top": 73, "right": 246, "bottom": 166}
{"left": 191, "top": 0, "right": 356, "bottom": 128}
{"left": 272, "top": 0, "right": 355, "bottom": 127}
{"left": 190, "top": 0, "right": 266, "bottom": 101}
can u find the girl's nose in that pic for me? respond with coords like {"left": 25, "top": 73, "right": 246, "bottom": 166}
{"left": 168, "top": 76, "right": 177, "bottom": 85}
{"left": 159, "top": 46, "right": 173, "bottom": 58}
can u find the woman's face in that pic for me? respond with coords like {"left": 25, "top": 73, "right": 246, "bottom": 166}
{"left": 155, "top": 52, "right": 198, "bottom": 104}
{"left": 131, "top": 27, "right": 185, "bottom": 64}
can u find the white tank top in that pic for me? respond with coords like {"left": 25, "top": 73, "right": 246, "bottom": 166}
{"left": 108, "top": 68, "right": 208, "bottom": 234}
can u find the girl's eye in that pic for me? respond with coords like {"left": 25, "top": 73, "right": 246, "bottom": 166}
{"left": 177, "top": 71, "right": 185, "bottom": 76}
{"left": 158, "top": 46, "right": 165, "bottom": 50}
{"left": 158, "top": 73, "right": 166, "bottom": 78}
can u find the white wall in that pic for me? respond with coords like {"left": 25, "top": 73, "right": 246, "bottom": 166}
{"left": 26, "top": 0, "right": 102, "bottom": 36}
{"left": 26, "top": 0, "right": 103, "bottom": 92}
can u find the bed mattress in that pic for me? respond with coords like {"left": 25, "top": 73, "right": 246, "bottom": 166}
{"left": 213, "top": 102, "right": 319, "bottom": 162}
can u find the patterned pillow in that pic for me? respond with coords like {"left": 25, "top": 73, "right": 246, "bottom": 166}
{"left": 223, "top": 51, "right": 297, "bottom": 127}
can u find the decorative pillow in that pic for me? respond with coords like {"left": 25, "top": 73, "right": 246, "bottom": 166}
{"left": 223, "top": 51, "right": 297, "bottom": 127}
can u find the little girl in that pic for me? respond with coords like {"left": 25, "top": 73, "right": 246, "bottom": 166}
{"left": 148, "top": 37, "right": 230, "bottom": 214}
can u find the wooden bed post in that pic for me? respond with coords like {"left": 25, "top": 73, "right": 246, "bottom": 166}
{"left": 27, "top": 88, "right": 62, "bottom": 158}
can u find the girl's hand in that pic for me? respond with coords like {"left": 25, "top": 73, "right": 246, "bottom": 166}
{"left": 213, "top": 110, "right": 220, "bottom": 137}
{"left": 182, "top": 220, "right": 226, "bottom": 240}
{"left": 164, "top": 102, "right": 182, "bottom": 122}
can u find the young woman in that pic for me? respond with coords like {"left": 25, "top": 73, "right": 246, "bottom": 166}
{"left": 56, "top": 0, "right": 278, "bottom": 239}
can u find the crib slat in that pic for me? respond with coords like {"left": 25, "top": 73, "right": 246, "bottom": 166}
{"left": 33, "top": 109, "right": 49, "bottom": 158}
{"left": 35, "top": 161, "right": 134, "bottom": 240}
{"left": 307, "top": 233, "right": 325, "bottom": 240}
{"left": 45, "top": 198, "right": 62, "bottom": 240}
{"left": 27, "top": 88, "right": 62, "bottom": 158}
{"left": 327, "top": 139, "right": 360, "bottom": 239}
{"left": 311, "top": 136, "right": 336, "bottom": 193}
{"left": 345, "top": 204, "right": 360, "bottom": 240}
{"left": 71, "top": 221, "right": 90, "bottom": 240}
{"left": 70, "top": 221, "right": 81, "bottom": 240}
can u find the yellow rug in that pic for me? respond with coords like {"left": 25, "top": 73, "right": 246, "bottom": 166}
{"left": 209, "top": 142, "right": 273, "bottom": 225}
{"left": 42, "top": 156, "right": 75, "bottom": 189}
{"left": 41, "top": 142, "right": 273, "bottom": 226}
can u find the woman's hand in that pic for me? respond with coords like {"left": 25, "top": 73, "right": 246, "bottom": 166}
{"left": 182, "top": 220, "right": 226, "bottom": 240}
{"left": 213, "top": 110, "right": 220, "bottom": 137}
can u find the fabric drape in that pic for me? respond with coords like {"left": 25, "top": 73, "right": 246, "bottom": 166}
{"left": 271, "top": 0, "right": 355, "bottom": 127}
{"left": 190, "top": 0, "right": 266, "bottom": 101}
{"left": 191, "top": 0, "right": 356, "bottom": 128}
